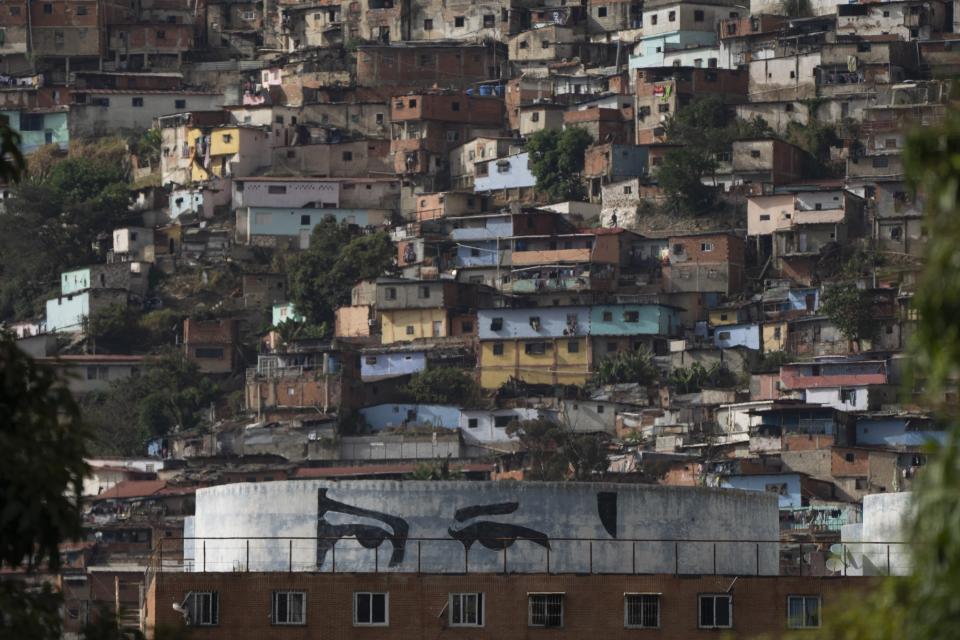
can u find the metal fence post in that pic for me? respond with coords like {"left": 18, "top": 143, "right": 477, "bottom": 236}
{"left": 589, "top": 541, "right": 593, "bottom": 573}
{"left": 843, "top": 544, "right": 847, "bottom": 577}
{"left": 713, "top": 543, "right": 717, "bottom": 576}
{"left": 332, "top": 541, "right": 336, "bottom": 574}
{"left": 546, "top": 546, "right": 551, "bottom": 574}
{"left": 464, "top": 545, "right": 469, "bottom": 574}
{"left": 289, "top": 539, "right": 293, "bottom": 572}
{"left": 375, "top": 545, "right": 379, "bottom": 573}
{"left": 632, "top": 542, "right": 636, "bottom": 575}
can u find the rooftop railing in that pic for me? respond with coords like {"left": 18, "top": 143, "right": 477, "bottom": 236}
{"left": 151, "top": 536, "right": 909, "bottom": 578}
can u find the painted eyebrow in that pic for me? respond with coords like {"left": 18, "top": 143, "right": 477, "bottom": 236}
{"left": 454, "top": 501, "right": 519, "bottom": 522}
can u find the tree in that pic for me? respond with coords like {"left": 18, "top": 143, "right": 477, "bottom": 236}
{"left": 526, "top": 127, "right": 593, "bottom": 202}
{"left": 287, "top": 218, "right": 394, "bottom": 325}
{"left": 591, "top": 347, "right": 660, "bottom": 386}
{"left": 405, "top": 367, "right": 482, "bottom": 406}
{"left": 0, "top": 154, "right": 132, "bottom": 321}
{"left": 820, "top": 283, "right": 878, "bottom": 349}
{"left": 0, "top": 122, "right": 25, "bottom": 184}
{"left": 786, "top": 95, "right": 960, "bottom": 640}
{"left": 667, "top": 362, "right": 737, "bottom": 393}
{"left": 0, "top": 334, "right": 89, "bottom": 639}
{"left": 656, "top": 148, "right": 719, "bottom": 215}
{"left": 506, "top": 419, "right": 568, "bottom": 480}
{"left": 83, "top": 349, "right": 220, "bottom": 455}
{"left": 88, "top": 304, "right": 147, "bottom": 353}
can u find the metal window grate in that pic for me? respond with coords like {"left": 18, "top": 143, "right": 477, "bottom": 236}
{"left": 625, "top": 594, "right": 659, "bottom": 628}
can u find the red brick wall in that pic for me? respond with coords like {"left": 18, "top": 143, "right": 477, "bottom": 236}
{"left": 358, "top": 46, "right": 496, "bottom": 89}
{"left": 391, "top": 93, "right": 504, "bottom": 125}
{"left": 149, "top": 572, "right": 879, "bottom": 640}
{"left": 831, "top": 447, "right": 870, "bottom": 477}
{"left": 31, "top": 0, "right": 99, "bottom": 27}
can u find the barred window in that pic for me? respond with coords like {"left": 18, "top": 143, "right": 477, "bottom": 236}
{"left": 625, "top": 593, "right": 660, "bottom": 628}
{"left": 699, "top": 594, "right": 732, "bottom": 629}
{"left": 529, "top": 593, "right": 564, "bottom": 627}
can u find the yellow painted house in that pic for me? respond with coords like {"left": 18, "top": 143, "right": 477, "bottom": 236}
{"left": 762, "top": 321, "right": 787, "bottom": 353}
{"left": 187, "top": 126, "right": 268, "bottom": 182}
{"left": 380, "top": 309, "right": 448, "bottom": 344}
{"left": 479, "top": 337, "right": 590, "bottom": 389}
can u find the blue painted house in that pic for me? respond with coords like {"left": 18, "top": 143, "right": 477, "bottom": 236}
{"left": 478, "top": 306, "right": 590, "bottom": 339}
{"left": 359, "top": 404, "right": 462, "bottom": 430}
{"left": 704, "top": 322, "right": 761, "bottom": 350}
{"left": 237, "top": 207, "right": 393, "bottom": 247}
{"left": 589, "top": 304, "right": 681, "bottom": 337}
{"left": 855, "top": 415, "right": 946, "bottom": 448}
{"left": 1, "top": 109, "right": 69, "bottom": 154}
{"left": 720, "top": 473, "right": 803, "bottom": 509}
{"left": 361, "top": 351, "right": 427, "bottom": 380}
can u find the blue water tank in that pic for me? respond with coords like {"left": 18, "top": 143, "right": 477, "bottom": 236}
{"left": 478, "top": 85, "right": 493, "bottom": 96}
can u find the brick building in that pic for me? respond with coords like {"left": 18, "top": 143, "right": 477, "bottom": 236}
{"left": 183, "top": 318, "right": 240, "bottom": 374}
{"left": 145, "top": 571, "right": 877, "bottom": 638}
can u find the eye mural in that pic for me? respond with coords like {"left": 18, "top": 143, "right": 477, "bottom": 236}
{"left": 597, "top": 491, "right": 618, "bottom": 538}
{"left": 316, "top": 488, "right": 410, "bottom": 568}
{"left": 447, "top": 502, "right": 552, "bottom": 551}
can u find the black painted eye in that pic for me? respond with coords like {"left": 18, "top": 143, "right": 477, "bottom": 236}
{"left": 448, "top": 522, "right": 551, "bottom": 551}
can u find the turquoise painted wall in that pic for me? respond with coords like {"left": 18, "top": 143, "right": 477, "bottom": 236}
{"left": 589, "top": 304, "right": 679, "bottom": 336}
{"left": 1, "top": 110, "right": 69, "bottom": 154}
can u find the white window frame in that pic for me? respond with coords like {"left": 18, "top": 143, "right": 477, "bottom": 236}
{"left": 624, "top": 593, "right": 660, "bottom": 629}
{"left": 272, "top": 590, "right": 306, "bottom": 626}
{"left": 185, "top": 591, "right": 219, "bottom": 626}
{"left": 449, "top": 592, "right": 484, "bottom": 627}
{"left": 353, "top": 592, "right": 389, "bottom": 627}
{"left": 786, "top": 595, "right": 821, "bottom": 629}
{"left": 698, "top": 593, "right": 733, "bottom": 629}
{"left": 528, "top": 592, "right": 564, "bottom": 628}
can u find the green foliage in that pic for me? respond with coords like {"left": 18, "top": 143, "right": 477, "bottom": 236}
{"left": 132, "top": 128, "right": 162, "bottom": 166}
{"left": 591, "top": 347, "right": 660, "bottom": 386}
{"left": 405, "top": 366, "right": 481, "bottom": 406}
{"left": 755, "top": 350, "right": 794, "bottom": 373}
{"left": 779, "top": 0, "right": 813, "bottom": 16}
{"left": 0, "top": 121, "right": 25, "bottom": 184}
{"left": 667, "top": 361, "right": 737, "bottom": 393}
{"left": 0, "top": 581, "right": 62, "bottom": 640}
{"left": 526, "top": 127, "right": 593, "bottom": 202}
{"left": 658, "top": 96, "right": 773, "bottom": 215}
{"left": 287, "top": 217, "right": 394, "bottom": 325}
{"left": 79, "top": 608, "right": 145, "bottom": 640}
{"left": 83, "top": 349, "right": 219, "bottom": 455}
{"left": 273, "top": 318, "right": 329, "bottom": 344}
{"left": 785, "top": 119, "right": 841, "bottom": 175}
{"left": 0, "top": 334, "right": 89, "bottom": 571}
{"left": 785, "top": 96, "right": 960, "bottom": 640}
{"left": 407, "top": 457, "right": 463, "bottom": 481}
{"left": 820, "top": 283, "right": 878, "bottom": 345}
{"left": 88, "top": 304, "right": 146, "bottom": 352}
{"left": 656, "top": 148, "right": 719, "bottom": 215}
{"left": 505, "top": 419, "right": 608, "bottom": 480}
{"left": 0, "top": 154, "right": 131, "bottom": 321}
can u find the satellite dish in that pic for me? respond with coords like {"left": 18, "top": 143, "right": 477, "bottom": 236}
{"left": 825, "top": 557, "right": 845, "bottom": 573}
{"left": 829, "top": 543, "right": 844, "bottom": 555}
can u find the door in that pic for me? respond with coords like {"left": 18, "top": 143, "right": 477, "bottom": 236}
{"left": 299, "top": 229, "right": 311, "bottom": 250}
{"left": 432, "top": 321, "right": 442, "bottom": 337}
